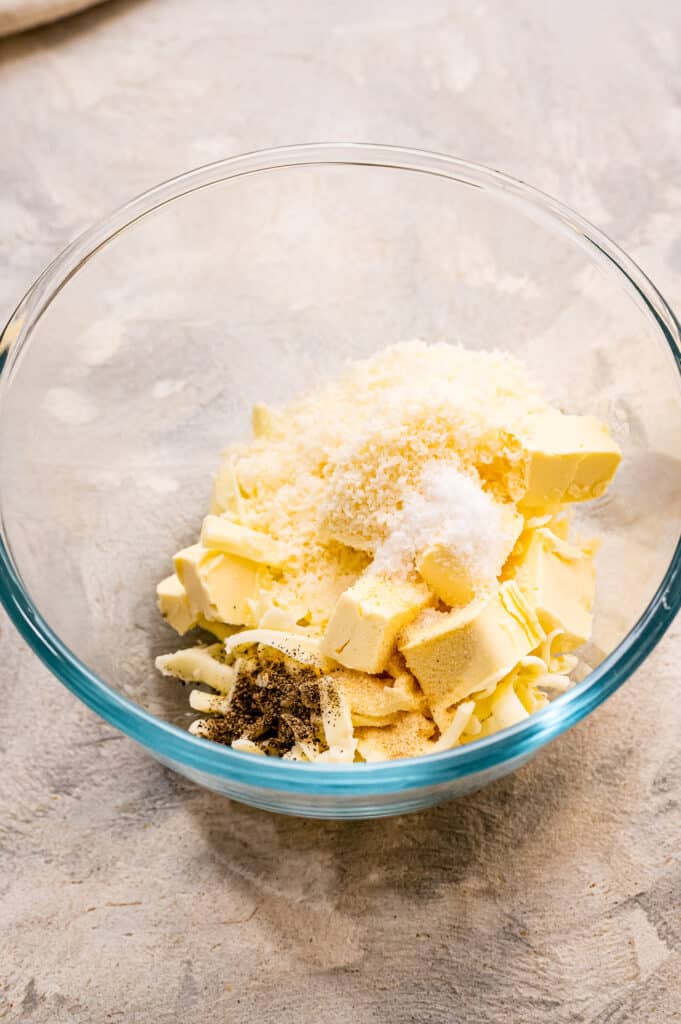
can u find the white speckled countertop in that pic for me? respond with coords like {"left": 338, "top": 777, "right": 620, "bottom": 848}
{"left": 1, "top": 2, "right": 680, "bottom": 1021}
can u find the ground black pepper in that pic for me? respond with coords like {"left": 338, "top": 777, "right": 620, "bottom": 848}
{"left": 195, "top": 652, "right": 326, "bottom": 756}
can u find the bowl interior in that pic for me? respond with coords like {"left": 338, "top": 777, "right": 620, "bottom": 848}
{"left": 1, "top": 153, "right": 680, "bottom": 737}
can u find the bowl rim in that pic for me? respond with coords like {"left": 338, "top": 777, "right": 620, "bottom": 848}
{"left": 1, "top": 142, "right": 680, "bottom": 797}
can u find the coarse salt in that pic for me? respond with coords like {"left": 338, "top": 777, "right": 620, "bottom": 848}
{"left": 371, "top": 462, "right": 513, "bottom": 586}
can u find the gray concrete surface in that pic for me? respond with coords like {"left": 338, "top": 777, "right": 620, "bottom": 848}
{"left": 1, "top": 1, "right": 680, "bottom": 1021}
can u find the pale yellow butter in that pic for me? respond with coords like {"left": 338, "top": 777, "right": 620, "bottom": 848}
{"left": 196, "top": 616, "right": 236, "bottom": 641}
{"left": 156, "top": 574, "right": 237, "bottom": 638}
{"left": 399, "top": 580, "right": 545, "bottom": 729}
{"left": 517, "top": 412, "right": 621, "bottom": 507}
{"left": 200, "top": 515, "right": 286, "bottom": 566}
{"left": 417, "top": 506, "right": 523, "bottom": 605}
{"left": 157, "top": 574, "right": 197, "bottom": 635}
{"left": 513, "top": 527, "right": 596, "bottom": 649}
{"left": 320, "top": 574, "right": 432, "bottom": 674}
{"left": 417, "top": 545, "right": 475, "bottom": 606}
{"left": 174, "top": 543, "right": 260, "bottom": 626}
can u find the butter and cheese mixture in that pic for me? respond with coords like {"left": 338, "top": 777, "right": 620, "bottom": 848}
{"left": 155, "top": 341, "right": 621, "bottom": 762}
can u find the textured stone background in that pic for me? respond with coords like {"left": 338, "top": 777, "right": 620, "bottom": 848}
{"left": 1, "top": 1, "right": 680, "bottom": 1021}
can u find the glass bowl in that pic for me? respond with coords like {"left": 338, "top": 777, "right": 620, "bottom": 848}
{"left": 1, "top": 144, "right": 680, "bottom": 819}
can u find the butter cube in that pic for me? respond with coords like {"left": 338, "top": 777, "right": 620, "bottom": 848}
{"left": 513, "top": 528, "right": 595, "bottom": 649}
{"left": 417, "top": 507, "right": 523, "bottom": 606}
{"left": 417, "top": 545, "right": 475, "bottom": 606}
{"left": 517, "top": 412, "right": 621, "bottom": 507}
{"left": 157, "top": 574, "right": 197, "bottom": 635}
{"left": 399, "top": 580, "right": 545, "bottom": 730}
{"left": 174, "top": 544, "right": 260, "bottom": 626}
{"left": 157, "top": 574, "right": 238, "bottom": 638}
{"left": 200, "top": 515, "right": 286, "bottom": 566}
{"left": 320, "top": 575, "right": 432, "bottom": 674}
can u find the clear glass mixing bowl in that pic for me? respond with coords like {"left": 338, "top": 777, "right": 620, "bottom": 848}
{"left": 1, "top": 144, "right": 680, "bottom": 818}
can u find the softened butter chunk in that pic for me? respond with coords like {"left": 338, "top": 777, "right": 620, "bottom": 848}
{"left": 157, "top": 574, "right": 197, "bottom": 635}
{"left": 398, "top": 580, "right": 545, "bottom": 730}
{"left": 200, "top": 515, "right": 286, "bottom": 566}
{"left": 174, "top": 543, "right": 260, "bottom": 626}
{"left": 320, "top": 575, "right": 432, "bottom": 674}
{"left": 417, "top": 506, "right": 523, "bottom": 605}
{"left": 517, "top": 412, "right": 621, "bottom": 507}
{"left": 513, "top": 527, "right": 595, "bottom": 649}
